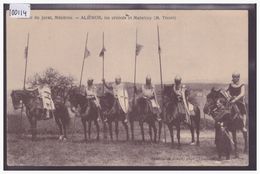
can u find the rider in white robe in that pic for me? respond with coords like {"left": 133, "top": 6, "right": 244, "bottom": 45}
{"left": 103, "top": 75, "right": 128, "bottom": 123}
{"left": 136, "top": 75, "right": 162, "bottom": 121}
{"left": 85, "top": 78, "right": 101, "bottom": 122}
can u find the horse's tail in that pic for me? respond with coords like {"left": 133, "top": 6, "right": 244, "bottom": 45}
{"left": 60, "top": 105, "right": 71, "bottom": 126}
{"left": 64, "top": 107, "right": 71, "bottom": 126}
{"left": 192, "top": 105, "right": 201, "bottom": 130}
{"left": 195, "top": 105, "right": 201, "bottom": 119}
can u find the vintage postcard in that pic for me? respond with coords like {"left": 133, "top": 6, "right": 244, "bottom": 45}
{"left": 4, "top": 4, "right": 256, "bottom": 170}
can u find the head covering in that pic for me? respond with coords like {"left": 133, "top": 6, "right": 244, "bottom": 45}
{"left": 115, "top": 75, "right": 121, "bottom": 84}
{"left": 174, "top": 75, "right": 182, "bottom": 83}
{"left": 87, "top": 77, "right": 94, "bottom": 85}
{"left": 146, "top": 75, "right": 152, "bottom": 85}
{"left": 232, "top": 72, "right": 240, "bottom": 78}
{"left": 87, "top": 77, "right": 94, "bottom": 82}
{"left": 115, "top": 75, "right": 121, "bottom": 81}
{"left": 146, "top": 75, "right": 151, "bottom": 80}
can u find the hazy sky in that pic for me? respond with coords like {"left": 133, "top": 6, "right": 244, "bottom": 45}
{"left": 6, "top": 10, "right": 248, "bottom": 89}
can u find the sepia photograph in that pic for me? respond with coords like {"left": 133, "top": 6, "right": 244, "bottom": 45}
{"left": 3, "top": 4, "right": 256, "bottom": 170}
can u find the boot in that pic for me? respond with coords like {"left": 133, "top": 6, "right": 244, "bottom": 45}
{"left": 157, "top": 114, "right": 162, "bottom": 122}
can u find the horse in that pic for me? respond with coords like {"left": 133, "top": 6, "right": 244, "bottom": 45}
{"left": 162, "top": 85, "right": 201, "bottom": 148}
{"left": 203, "top": 88, "right": 248, "bottom": 158}
{"left": 68, "top": 87, "right": 100, "bottom": 142}
{"left": 10, "top": 89, "right": 70, "bottom": 141}
{"left": 99, "top": 92, "right": 129, "bottom": 141}
{"left": 129, "top": 97, "right": 162, "bottom": 142}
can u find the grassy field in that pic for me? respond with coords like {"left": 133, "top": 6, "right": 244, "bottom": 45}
{"left": 7, "top": 128, "right": 248, "bottom": 167}
{"left": 6, "top": 83, "right": 249, "bottom": 167}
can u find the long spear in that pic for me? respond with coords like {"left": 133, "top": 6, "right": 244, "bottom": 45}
{"left": 20, "top": 33, "right": 30, "bottom": 135}
{"left": 157, "top": 25, "right": 166, "bottom": 143}
{"left": 79, "top": 32, "right": 89, "bottom": 88}
{"left": 73, "top": 33, "right": 89, "bottom": 138}
{"left": 102, "top": 32, "right": 105, "bottom": 94}
{"left": 132, "top": 29, "right": 138, "bottom": 107}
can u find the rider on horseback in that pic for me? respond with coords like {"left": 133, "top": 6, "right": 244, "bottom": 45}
{"left": 135, "top": 75, "right": 162, "bottom": 121}
{"left": 226, "top": 72, "right": 247, "bottom": 132}
{"left": 34, "top": 83, "right": 55, "bottom": 120}
{"left": 172, "top": 75, "right": 190, "bottom": 124}
{"left": 85, "top": 78, "right": 102, "bottom": 122}
{"left": 102, "top": 75, "right": 128, "bottom": 123}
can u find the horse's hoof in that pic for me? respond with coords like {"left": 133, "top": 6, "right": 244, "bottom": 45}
{"left": 59, "top": 135, "right": 64, "bottom": 141}
{"left": 196, "top": 142, "right": 200, "bottom": 146}
{"left": 235, "top": 153, "right": 239, "bottom": 158}
{"left": 63, "top": 137, "right": 67, "bottom": 141}
{"left": 190, "top": 142, "right": 196, "bottom": 146}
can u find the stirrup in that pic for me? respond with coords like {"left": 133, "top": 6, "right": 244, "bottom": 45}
{"left": 242, "top": 127, "right": 247, "bottom": 132}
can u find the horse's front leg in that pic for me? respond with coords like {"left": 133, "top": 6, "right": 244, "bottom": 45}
{"left": 176, "top": 122, "right": 181, "bottom": 148}
{"left": 232, "top": 130, "right": 238, "bottom": 158}
{"left": 62, "top": 121, "right": 67, "bottom": 141}
{"left": 130, "top": 120, "right": 134, "bottom": 141}
{"left": 122, "top": 119, "right": 129, "bottom": 141}
{"left": 31, "top": 116, "right": 37, "bottom": 141}
{"left": 54, "top": 116, "right": 63, "bottom": 140}
{"left": 242, "top": 130, "right": 248, "bottom": 153}
{"left": 108, "top": 121, "right": 113, "bottom": 141}
{"left": 88, "top": 120, "right": 92, "bottom": 140}
{"left": 139, "top": 121, "right": 145, "bottom": 141}
{"left": 189, "top": 119, "right": 195, "bottom": 145}
{"left": 103, "top": 120, "right": 108, "bottom": 140}
{"left": 148, "top": 123, "right": 152, "bottom": 142}
{"left": 151, "top": 121, "right": 157, "bottom": 143}
{"left": 94, "top": 119, "right": 100, "bottom": 141}
{"left": 158, "top": 120, "right": 162, "bottom": 142}
{"left": 168, "top": 123, "right": 174, "bottom": 148}
{"left": 115, "top": 121, "right": 119, "bottom": 141}
{"left": 82, "top": 118, "right": 87, "bottom": 143}
{"left": 195, "top": 117, "right": 200, "bottom": 146}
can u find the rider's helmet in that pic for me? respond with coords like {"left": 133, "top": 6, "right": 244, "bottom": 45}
{"left": 174, "top": 75, "right": 182, "bottom": 84}
{"left": 115, "top": 75, "right": 121, "bottom": 84}
{"left": 232, "top": 72, "right": 240, "bottom": 83}
{"left": 87, "top": 77, "right": 94, "bottom": 86}
{"left": 146, "top": 75, "right": 152, "bottom": 85}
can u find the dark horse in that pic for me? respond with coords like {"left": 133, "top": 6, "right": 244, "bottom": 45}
{"left": 99, "top": 92, "right": 129, "bottom": 141}
{"left": 10, "top": 89, "right": 70, "bottom": 141}
{"left": 129, "top": 97, "right": 162, "bottom": 142}
{"left": 68, "top": 87, "right": 100, "bottom": 142}
{"left": 163, "top": 85, "right": 201, "bottom": 148}
{"left": 203, "top": 88, "right": 248, "bottom": 159}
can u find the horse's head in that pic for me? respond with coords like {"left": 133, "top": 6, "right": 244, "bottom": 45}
{"left": 67, "top": 86, "right": 86, "bottom": 108}
{"left": 162, "top": 84, "right": 177, "bottom": 111}
{"left": 135, "top": 97, "right": 148, "bottom": 114}
{"left": 99, "top": 92, "right": 114, "bottom": 112}
{"left": 53, "top": 95, "right": 65, "bottom": 109}
{"left": 163, "top": 84, "right": 173, "bottom": 97}
{"left": 203, "top": 87, "right": 228, "bottom": 115}
{"left": 10, "top": 90, "right": 24, "bottom": 110}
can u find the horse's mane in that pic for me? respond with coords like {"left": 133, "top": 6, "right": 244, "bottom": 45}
{"left": 208, "top": 88, "right": 229, "bottom": 102}
{"left": 99, "top": 92, "right": 114, "bottom": 111}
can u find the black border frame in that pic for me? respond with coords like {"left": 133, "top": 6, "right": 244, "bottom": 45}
{"left": 3, "top": 3, "right": 257, "bottom": 170}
